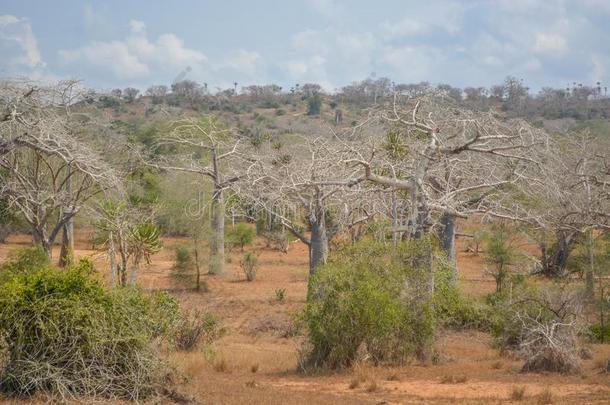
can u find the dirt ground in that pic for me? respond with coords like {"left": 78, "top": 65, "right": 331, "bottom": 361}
{"left": 0, "top": 230, "right": 609, "bottom": 405}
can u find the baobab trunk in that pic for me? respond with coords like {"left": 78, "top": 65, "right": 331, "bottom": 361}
{"left": 58, "top": 209, "right": 74, "bottom": 267}
{"left": 309, "top": 220, "right": 329, "bottom": 275}
{"left": 58, "top": 162, "right": 73, "bottom": 267}
{"left": 540, "top": 231, "right": 576, "bottom": 277}
{"left": 439, "top": 212, "right": 457, "bottom": 284}
{"left": 209, "top": 187, "right": 225, "bottom": 275}
{"left": 585, "top": 229, "right": 595, "bottom": 299}
{"left": 32, "top": 229, "right": 52, "bottom": 258}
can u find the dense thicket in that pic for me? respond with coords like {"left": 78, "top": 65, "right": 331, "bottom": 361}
{"left": 0, "top": 247, "right": 178, "bottom": 400}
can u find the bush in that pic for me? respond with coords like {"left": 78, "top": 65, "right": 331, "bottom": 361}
{"left": 0, "top": 255, "right": 175, "bottom": 400}
{"left": 240, "top": 252, "right": 258, "bottom": 281}
{"left": 226, "top": 223, "right": 256, "bottom": 251}
{"left": 302, "top": 239, "right": 452, "bottom": 369}
{"left": 264, "top": 230, "right": 290, "bottom": 253}
{"left": 0, "top": 245, "right": 49, "bottom": 275}
{"left": 307, "top": 94, "right": 321, "bottom": 115}
{"left": 490, "top": 283, "right": 583, "bottom": 373}
{"left": 275, "top": 288, "right": 286, "bottom": 303}
{"left": 172, "top": 245, "right": 195, "bottom": 284}
{"left": 174, "top": 245, "right": 194, "bottom": 270}
{"left": 590, "top": 323, "right": 610, "bottom": 343}
{"left": 173, "top": 310, "right": 222, "bottom": 351}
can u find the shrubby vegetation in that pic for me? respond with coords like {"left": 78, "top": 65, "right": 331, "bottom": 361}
{"left": 173, "top": 310, "right": 223, "bottom": 351}
{"left": 226, "top": 223, "right": 256, "bottom": 251}
{"left": 300, "top": 238, "right": 481, "bottom": 369}
{"left": 240, "top": 252, "right": 258, "bottom": 281}
{"left": 488, "top": 280, "right": 584, "bottom": 373}
{"left": 0, "top": 246, "right": 217, "bottom": 400}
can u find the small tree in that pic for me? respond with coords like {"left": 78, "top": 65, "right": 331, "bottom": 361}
{"left": 227, "top": 223, "right": 255, "bottom": 251}
{"left": 92, "top": 201, "right": 160, "bottom": 286}
{"left": 128, "top": 223, "right": 162, "bottom": 284}
{"left": 240, "top": 252, "right": 258, "bottom": 281}
{"left": 307, "top": 94, "right": 321, "bottom": 115}
{"left": 484, "top": 223, "right": 517, "bottom": 293}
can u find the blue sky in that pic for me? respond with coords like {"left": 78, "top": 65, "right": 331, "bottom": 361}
{"left": 1, "top": 0, "right": 609, "bottom": 92}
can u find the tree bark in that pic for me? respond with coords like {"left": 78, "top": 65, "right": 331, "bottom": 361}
{"left": 58, "top": 209, "right": 74, "bottom": 267}
{"left": 108, "top": 231, "right": 117, "bottom": 286}
{"left": 309, "top": 219, "right": 329, "bottom": 275}
{"left": 585, "top": 229, "right": 595, "bottom": 299}
{"left": 540, "top": 231, "right": 576, "bottom": 277}
{"left": 439, "top": 212, "right": 457, "bottom": 284}
{"left": 58, "top": 162, "right": 74, "bottom": 267}
{"left": 208, "top": 187, "right": 225, "bottom": 275}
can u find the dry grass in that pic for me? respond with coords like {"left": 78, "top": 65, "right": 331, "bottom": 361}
{"left": 385, "top": 373, "right": 400, "bottom": 381}
{"left": 250, "top": 363, "right": 259, "bottom": 373}
{"left": 510, "top": 386, "right": 526, "bottom": 401}
{"left": 2, "top": 232, "right": 610, "bottom": 404}
{"left": 440, "top": 374, "right": 468, "bottom": 384}
{"left": 213, "top": 358, "right": 232, "bottom": 373}
{"left": 348, "top": 377, "right": 360, "bottom": 389}
{"left": 245, "top": 380, "right": 260, "bottom": 388}
{"left": 536, "top": 388, "right": 554, "bottom": 404}
{"left": 365, "top": 380, "right": 379, "bottom": 393}
{"left": 491, "top": 361, "right": 503, "bottom": 369}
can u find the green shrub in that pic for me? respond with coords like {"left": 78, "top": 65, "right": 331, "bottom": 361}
{"left": 0, "top": 254, "right": 174, "bottom": 400}
{"left": 489, "top": 282, "right": 583, "bottom": 373}
{"left": 302, "top": 239, "right": 453, "bottom": 369}
{"left": 275, "top": 288, "right": 286, "bottom": 303}
{"left": 590, "top": 324, "right": 610, "bottom": 343}
{"left": 240, "top": 252, "right": 258, "bottom": 281}
{"left": 0, "top": 245, "right": 49, "bottom": 275}
{"left": 226, "top": 223, "right": 256, "bottom": 251}
{"left": 173, "top": 310, "right": 222, "bottom": 351}
{"left": 172, "top": 245, "right": 194, "bottom": 276}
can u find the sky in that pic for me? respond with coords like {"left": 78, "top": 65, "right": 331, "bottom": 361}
{"left": 1, "top": 0, "right": 609, "bottom": 92}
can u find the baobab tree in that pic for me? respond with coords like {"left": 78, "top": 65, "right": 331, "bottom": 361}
{"left": 0, "top": 79, "right": 120, "bottom": 260}
{"left": 347, "top": 94, "right": 545, "bottom": 282}
{"left": 243, "top": 135, "right": 378, "bottom": 274}
{"left": 151, "top": 116, "right": 253, "bottom": 275}
{"left": 516, "top": 133, "right": 610, "bottom": 283}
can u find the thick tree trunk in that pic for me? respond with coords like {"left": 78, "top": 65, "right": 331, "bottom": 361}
{"left": 58, "top": 163, "right": 73, "bottom": 267}
{"left": 108, "top": 231, "right": 117, "bottom": 286}
{"left": 32, "top": 228, "right": 52, "bottom": 258}
{"left": 585, "top": 230, "right": 595, "bottom": 299}
{"left": 439, "top": 212, "right": 457, "bottom": 284}
{"left": 540, "top": 231, "right": 576, "bottom": 277}
{"left": 208, "top": 187, "right": 225, "bottom": 275}
{"left": 309, "top": 219, "right": 329, "bottom": 275}
{"left": 408, "top": 189, "right": 430, "bottom": 239}
{"left": 58, "top": 210, "right": 74, "bottom": 267}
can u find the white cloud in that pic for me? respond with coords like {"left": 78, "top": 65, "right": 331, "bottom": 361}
{"left": 380, "top": 18, "right": 427, "bottom": 38}
{"left": 534, "top": 32, "right": 567, "bottom": 54}
{"left": 308, "top": 0, "right": 343, "bottom": 18}
{"left": 590, "top": 54, "right": 606, "bottom": 83}
{"left": 59, "top": 20, "right": 206, "bottom": 80}
{"left": 216, "top": 50, "right": 263, "bottom": 77}
{"left": 0, "top": 15, "right": 44, "bottom": 68}
{"left": 380, "top": 45, "right": 443, "bottom": 81}
{"left": 60, "top": 40, "right": 149, "bottom": 79}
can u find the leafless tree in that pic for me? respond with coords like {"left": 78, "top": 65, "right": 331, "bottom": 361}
{"left": 516, "top": 133, "right": 610, "bottom": 282}
{"left": 242, "top": 135, "right": 378, "bottom": 274}
{"left": 123, "top": 87, "right": 140, "bottom": 102}
{"left": 150, "top": 116, "right": 253, "bottom": 275}
{"left": 145, "top": 85, "right": 168, "bottom": 104}
{"left": 347, "top": 94, "right": 545, "bottom": 281}
{"left": 0, "top": 79, "right": 120, "bottom": 260}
